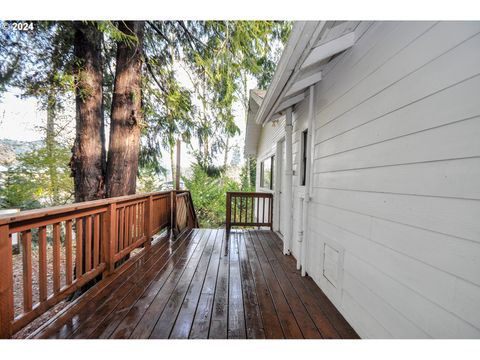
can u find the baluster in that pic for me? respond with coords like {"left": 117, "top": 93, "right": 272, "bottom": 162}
{"left": 93, "top": 214, "right": 100, "bottom": 268}
{"left": 76, "top": 218, "right": 83, "bottom": 276}
{"left": 65, "top": 220, "right": 73, "bottom": 285}
{"left": 251, "top": 195, "right": 254, "bottom": 224}
{"left": 123, "top": 206, "right": 129, "bottom": 250}
{"left": 52, "top": 223, "right": 61, "bottom": 293}
{"left": 255, "top": 197, "right": 260, "bottom": 223}
{"left": 145, "top": 196, "right": 152, "bottom": 241}
{"left": 233, "top": 195, "right": 237, "bottom": 224}
{"left": 119, "top": 207, "right": 124, "bottom": 252}
{"left": 21, "top": 230, "right": 32, "bottom": 311}
{"left": 85, "top": 216, "right": 92, "bottom": 273}
{"left": 262, "top": 197, "right": 266, "bottom": 225}
{"left": 269, "top": 196, "right": 274, "bottom": 230}
{"left": 38, "top": 226, "right": 47, "bottom": 301}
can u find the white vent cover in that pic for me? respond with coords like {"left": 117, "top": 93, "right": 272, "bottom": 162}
{"left": 323, "top": 243, "right": 340, "bottom": 287}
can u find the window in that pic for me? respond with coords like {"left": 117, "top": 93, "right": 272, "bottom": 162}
{"left": 260, "top": 155, "right": 275, "bottom": 190}
{"left": 301, "top": 129, "right": 308, "bottom": 186}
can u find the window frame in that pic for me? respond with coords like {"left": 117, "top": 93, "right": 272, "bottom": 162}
{"left": 260, "top": 155, "right": 275, "bottom": 190}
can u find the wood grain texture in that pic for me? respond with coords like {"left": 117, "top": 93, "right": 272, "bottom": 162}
{"left": 21, "top": 231, "right": 33, "bottom": 312}
{"left": 25, "top": 229, "right": 356, "bottom": 339}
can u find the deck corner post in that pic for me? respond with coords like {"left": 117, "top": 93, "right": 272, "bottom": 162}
{"left": 145, "top": 195, "right": 153, "bottom": 250}
{"left": 0, "top": 224, "right": 13, "bottom": 338}
{"left": 269, "top": 195, "right": 274, "bottom": 231}
{"left": 226, "top": 192, "right": 231, "bottom": 235}
{"left": 171, "top": 190, "right": 178, "bottom": 239}
{"left": 105, "top": 202, "right": 117, "bottom": 275}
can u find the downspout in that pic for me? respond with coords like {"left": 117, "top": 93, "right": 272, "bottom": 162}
{"left": 283, "top": 107, "right": 293, "bottom": 255}
{"left": 301, "top": 85, "right": 315, "bottom": 276}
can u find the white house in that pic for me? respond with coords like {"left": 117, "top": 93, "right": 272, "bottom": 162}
{"left": 245, "top": 21, "right": 480, "bottom": 338}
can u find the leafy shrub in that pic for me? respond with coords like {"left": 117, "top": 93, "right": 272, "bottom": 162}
{"left": 183, "top": 164, "right": 240, "bottom": 228}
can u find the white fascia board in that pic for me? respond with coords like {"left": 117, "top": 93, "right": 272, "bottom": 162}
{"left": 275, "top": 93, "right": 306, "bottom": 114}
{"left": 301, "top": 31, "right": 355, "bottom": 69}
{"left": 285, "top": 71, "right": 322, "bottom": 97}
{"left": 255, "top": 21, "right": 323, "bottom": 125}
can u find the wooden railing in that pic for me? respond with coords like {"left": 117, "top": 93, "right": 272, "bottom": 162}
{"left": 0, "top": 190, "right": 197, "bottom": 338}
{"left": 225, "top": 192, "right": 273, "bottom": 233}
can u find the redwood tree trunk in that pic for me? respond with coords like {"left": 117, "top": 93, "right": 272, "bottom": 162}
{"left": 70, "top": 22, "right": 106, "bottom": 202}
{"left": 46, "top": 90, "right": 60, "bottom": 204}
{"left": 106, "top": 21, "right": 145, "bottom": 198}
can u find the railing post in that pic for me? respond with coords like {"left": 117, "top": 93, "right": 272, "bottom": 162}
{"left": 0, "top": 224, "right": 13, "bottom": 338}
{"left": 105, "top": 202, "right": 117, "bottom": 275}
{"left": 269, "top": 195, "right": 274, "bottom": 231}
{"left": 145, "top": 195, "right": 153, "bottom": 250}
{"left": 226, "top": 192, "right": 231, "bottom": 235}
{"left": 171, "top": 190, "right": 177, "bottom": 239}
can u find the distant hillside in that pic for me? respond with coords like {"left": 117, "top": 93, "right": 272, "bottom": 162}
{"left": 0, "top": 139, "right": 43, "bottom": 167}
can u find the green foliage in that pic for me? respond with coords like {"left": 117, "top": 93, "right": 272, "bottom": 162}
{"left": 136, "top": 164, "right": 162, "bottom": 193}
{"left": 0, "top": 144, "right": 73, "bottom": 210}
{"left": 183, "top": 164, "right": 240, "bottom": 228}
{"left": 143, "top": 21, "right": 291, "bottom": 173}
{"left": 240, "top": 157, "right": 256, "bottom": 192}
{"left": 0, "top": 166, "right": 41, "bottom": 209}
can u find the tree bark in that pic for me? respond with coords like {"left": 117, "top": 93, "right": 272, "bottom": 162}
{"left": 106, "top": 21, "right": 145, "bottom": 198}
{"left": 223, "top": 135, "right": 229, "bottom": 169}
{"left": 170, "top": 142, "right": 175, "bottom": 188}
{"left": 46, "top": 91, "right": 60, "bottom": 204}
{"left": 70, "top": 22, "right": 106, "bottom": 202}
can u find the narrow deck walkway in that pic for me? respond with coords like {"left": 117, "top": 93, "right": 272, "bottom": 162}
{"left": 28, "top": 229, "right": 358, "bottom": 339}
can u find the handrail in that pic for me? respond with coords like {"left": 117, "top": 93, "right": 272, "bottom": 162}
{"left": 226, "top": 192, "right": 273, "bottom": 233}
{"left": 0, "top": 189, "right": 197, "bottom": 338}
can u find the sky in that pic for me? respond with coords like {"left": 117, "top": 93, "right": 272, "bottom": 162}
{"left": 0, "top": 89, "right": 46, "bottom": 141}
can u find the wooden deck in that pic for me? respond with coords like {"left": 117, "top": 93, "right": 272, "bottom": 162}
{"left": 27, "top": 229, "right": 358, "bottom": 339}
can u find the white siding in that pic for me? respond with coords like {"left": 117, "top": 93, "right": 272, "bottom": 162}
{"left": 255, "top": 116, "right": 285, "bottom": 192}
{"left": 288, "top": 21, "right": 480, "bottom": 338}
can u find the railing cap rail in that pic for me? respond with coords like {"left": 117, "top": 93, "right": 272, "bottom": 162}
{"left": 227, "top": 191, "right": 273, "bottom": 196}
{"left": 0, "top": 190, "right": 174, "bottom": 227}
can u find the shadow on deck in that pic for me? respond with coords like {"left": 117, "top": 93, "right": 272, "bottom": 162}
{"left": 28, "top": 229, "right": 358, "bottom": 339}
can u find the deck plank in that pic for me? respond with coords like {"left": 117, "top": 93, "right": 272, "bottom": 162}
{"left": 170, "top": 229, "right": 222, "bottom": 339}
{"left": 189, "top": 231, "right": 225, "bottom": 339}
{"left": 227, "top": 231, "right": 246, "bottom": 339}
{"left": 35, "top": 233, "right": 173, "bottom": 339}
{"left": 237, "top": 231, "right": 265, "bottom": 339}
{"left": 69, "top": 231, "right": 194, "bottom": 338}
{"left": 268, "top": 231, "right": 359, "bottom": 339}
{"left": 129, "top": 229, "right": 208, "bottom": 339}
{"left": 208, "top": 230, "right": 230, "bottom": 339}
{"left": 109, "top": 230, "right": 203, "bottom": 339}
{"left": 248, "top": 230, "right": 303, "bottom": 339}
{"left": 255, "top": 231, "right": 322, "bottom": 339}
{"left": 243, "top": 231, "right": 285, "bottom": 339}
{"left": 261, "top": 231, "right": 340, "bottom": 338}
{"left": 87, "top": 229, "right": 200, "bottom": 338}
{"left": 27, "top": 229, "right": 358, "bottom": 339}
{"left": 150, "top": 229, "right": 217, "bottom": 339}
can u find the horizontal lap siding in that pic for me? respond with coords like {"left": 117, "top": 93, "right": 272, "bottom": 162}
{"left": 296, "top": 21, "right": 480, "bottom": 338}
{"left": 256, "top": 117, "right": 285, "bottom": 191}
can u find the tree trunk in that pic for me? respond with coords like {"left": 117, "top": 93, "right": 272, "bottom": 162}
{"left": 70, "top": 22, "right": 106, "bottom": 202}
{"left": 46, "top": 91, "right": 60, "bottom": 204}
{"left": 223, "top": 135, "right": 229, "bottom": 169}
{"left": 106, "top": 21, "right": 145, "bottom": 198}
{"left": 170, "top": 144, "right": 175, "bottom": 188}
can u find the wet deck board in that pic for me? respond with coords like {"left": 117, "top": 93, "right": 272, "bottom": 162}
{"left": 28, "top": 229, "right": 358, "bottom": 339}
